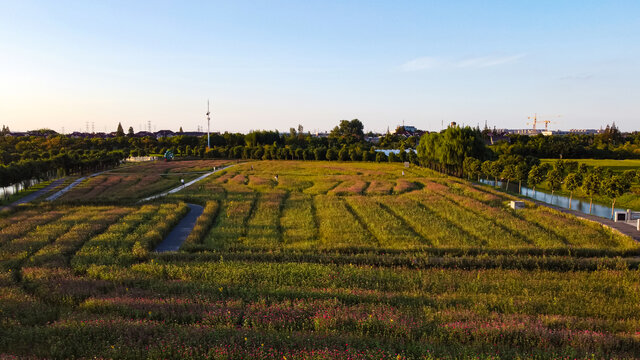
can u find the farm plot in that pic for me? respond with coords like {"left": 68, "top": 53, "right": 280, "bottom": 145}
{"left": 178, "top": 160, "right": 635, "bottom": 254}
{"left": 57, "top": 160, "right": 230, "bottom": 203}
{"left": 1, "top": 160, "right": 640, "bottom": 359}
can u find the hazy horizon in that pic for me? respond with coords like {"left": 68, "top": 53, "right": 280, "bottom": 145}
{"left": 2, "top": 1, "right": 639, "bottom": 133}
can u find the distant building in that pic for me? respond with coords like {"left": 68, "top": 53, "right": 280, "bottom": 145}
{"left": 68, "top": 132, "right": 113, "bottom": 139}
{"left": 541, "top": 130, "right": 570, "bottom": 136}
{"left": 6, "top": 132, "right": 27, "bottom": 137}
{"left": 155, "top": 130, "right": 175, "bottom": 138}
{"left": 488, "top": 134, "right": 510, "bottom": 145}
{"left": 365, "top": 136, "right": 381, "bottom": 143}
{"left": 134, "top": 131, "right": 155, "bottom": 138}
{"left": 567, "top": 129, "right": 602, "bottom": 135}
{"left": 506, "top": 129, "right": 542, "bottom": 136}
{"left": 502, "top": 128, "right": 602, "bottom": 136}
{"left": 181, "top": 131, "right": 208, "bottom": 137}
{"left": 394, "top": 125, "right": 423, "bottom": 138}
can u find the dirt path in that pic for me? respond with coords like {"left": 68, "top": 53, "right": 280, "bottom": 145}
{"left": 155, "top": 203, "right": 204, "bottom": 252}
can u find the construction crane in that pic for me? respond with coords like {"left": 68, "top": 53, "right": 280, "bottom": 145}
{"left": 527, "top": 114, "right": 561, "bottom": 131}
{"left": 527, "top": 114, "right": 539, "bottom": 130}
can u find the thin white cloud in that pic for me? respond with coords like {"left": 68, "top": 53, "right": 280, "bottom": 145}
{"left": 559, "top": 73, "right": 594, "bottom": 80}
{"left": 400, "top": 57, "right": 441, "bottom": 71}
{"left": 400, "top": 54, "right": 524, "bottom": 72}
{"left": 455, "top": 54, "right": 525, "bottom": 68}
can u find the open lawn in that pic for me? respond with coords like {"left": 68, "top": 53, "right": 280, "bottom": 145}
{"left": 1, "top": 160, "right": 640, "bottom": 359}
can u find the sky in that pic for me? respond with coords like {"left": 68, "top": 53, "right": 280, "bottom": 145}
{"left": 1, "top": 0, "right": 639, "bottom": 134}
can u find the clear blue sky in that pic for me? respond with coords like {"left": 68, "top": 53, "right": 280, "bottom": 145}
{"left": 1, "top": 0, "right": 639, "bottom": 133}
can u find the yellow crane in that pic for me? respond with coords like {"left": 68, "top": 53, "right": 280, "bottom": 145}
{"left": 527, "top": 114, "right": 561, "bottom": 131}
{"left": 527, "top": 114, "right": 540, "bottom": 130}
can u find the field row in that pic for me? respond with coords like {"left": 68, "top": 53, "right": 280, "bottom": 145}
{"left": 179, "top": 182, "right": 635, "bottom": 253}
{"left": 3, "top": 259, "right": 639, "bottom": 358}
{"left": 56, "top": 160, "right": 230, "bottom": 203}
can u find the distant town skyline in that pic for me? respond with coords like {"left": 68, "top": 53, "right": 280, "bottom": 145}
{"left": 1, "top": 1, "right": 639, "bottom": 133}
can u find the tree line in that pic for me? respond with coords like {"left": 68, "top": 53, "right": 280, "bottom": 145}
{"left": 1, "top": 119, "right": 419, "bottom": 190}
{"left": 491, "top": 123, "right": 640, "bottom": 159}
{"left": 0, "top": 151, "right": 124, "bottom": 190}
{"left": 463, "top": 156, "right": 640, "bottom": 218}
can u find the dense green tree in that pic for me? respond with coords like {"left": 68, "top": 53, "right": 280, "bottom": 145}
{"left": 501, "top": 164, "right": 517, "bottom": 191}
{"left": 338, "top": 147, "right": 349, "bottom": 161}
{"left": 546, "top": 169, "right": 563, "bottom": 196}
{"left": 417, "top": 126, "right": 488, "bottom": 176}
{"left": 582, "top": 173, "right": 601, "bottom": 214}
{"left": 375, "top": 152, "right": 388, "bottom": 163}
{"left": 622, "top": 170, "right": 637, "bottom": 184}
{"left": 116, "top": 123, "right": 125, "bottom": 137}
{"left": 480, "top": 161, "right": 492, "bottom": 183}
{"left": 329, "top": 119, "right": 364, "bottom": 145}
{"left": 488, "top": 161, "right": 503, "bottom": 187}
{"left": 314, "top": 147, "right": 326, "bottom": 161}
{"left": 601, "top": 176, "right": 631, "bottom": 219}
{"left": 564, "top": 173, "right": 581, "bottom": 209}
{"left": 326, "top": 148, "right": 338, "bottom": 161}
{"left": 514, "top": 163, "right": 529, "bottom": 193}
{"left": 527, "top": 165, "right": 546, "bottom": 194}
{"left": 462, "top": 157, "right": 481, "bottom": 181}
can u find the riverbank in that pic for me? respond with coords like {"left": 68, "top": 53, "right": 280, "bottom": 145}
{"left": 539, "top": 158, "right": 640, "bottom": 210}
{"left": 475, "top": 180, "right": 640, "bottom": 241}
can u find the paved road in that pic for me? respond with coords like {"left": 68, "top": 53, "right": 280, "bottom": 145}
{"left": 139, "top": 165, "right": 234, "bottom": 202}
{"left": 45, "top": 171, "right": 106, "bottom": 201}
{"left": 534, "top": 200, "right": 640, "bottom": 242}
{"left": 155, "top": 203, "right": 204, "bottom": 252}
{"left": 0, "top": 178, "right": 67, "bottom": 211}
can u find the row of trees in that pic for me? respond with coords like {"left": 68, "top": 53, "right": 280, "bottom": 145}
{"left": 464, "top": 157, "right": 639, "bottom": 218}
{"left": 201, "top": 144, "right": 417, "bottom": 163}
{"left": 417, "top": 126, "right": 490, "bottom": 177}
{"left": 1, "top": 119, "right": 418, "bottom": 191}
{"left": 0, "top": 120, "right": 378, "bottom": 166}
{"left": 0, "top": 151, "right": 125, "bottom": 190}
{"left": 491, "top": 123, "right": 640, "bottom": 159}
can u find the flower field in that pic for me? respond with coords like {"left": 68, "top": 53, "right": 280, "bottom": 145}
{"left": 56, "top": 160, "right": 230, "bottom": 203}
{"left": 1, "top": 160, "right": 640, "bottom": 359}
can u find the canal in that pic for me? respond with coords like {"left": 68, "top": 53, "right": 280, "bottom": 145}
{"left": 479, "top": 179, "right": 629, "bottom": 220}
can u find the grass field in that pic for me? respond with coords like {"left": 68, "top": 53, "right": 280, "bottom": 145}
{"left": 1, "top": 160, "right": 640, "bottom": 359}
{"left": 540, "top": 159, "right": 640, "bottom": 210}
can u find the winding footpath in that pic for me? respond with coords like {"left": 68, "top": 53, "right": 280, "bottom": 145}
{"left": 147, "top": 165, "right": 234, "bottom": 252}
{"left": 155, "top": 203, "right": 204, "bottom": 252}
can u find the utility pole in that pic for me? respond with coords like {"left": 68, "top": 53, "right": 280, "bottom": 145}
{"left": 206, "top": 99, "right": 211, "bottom": 149}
